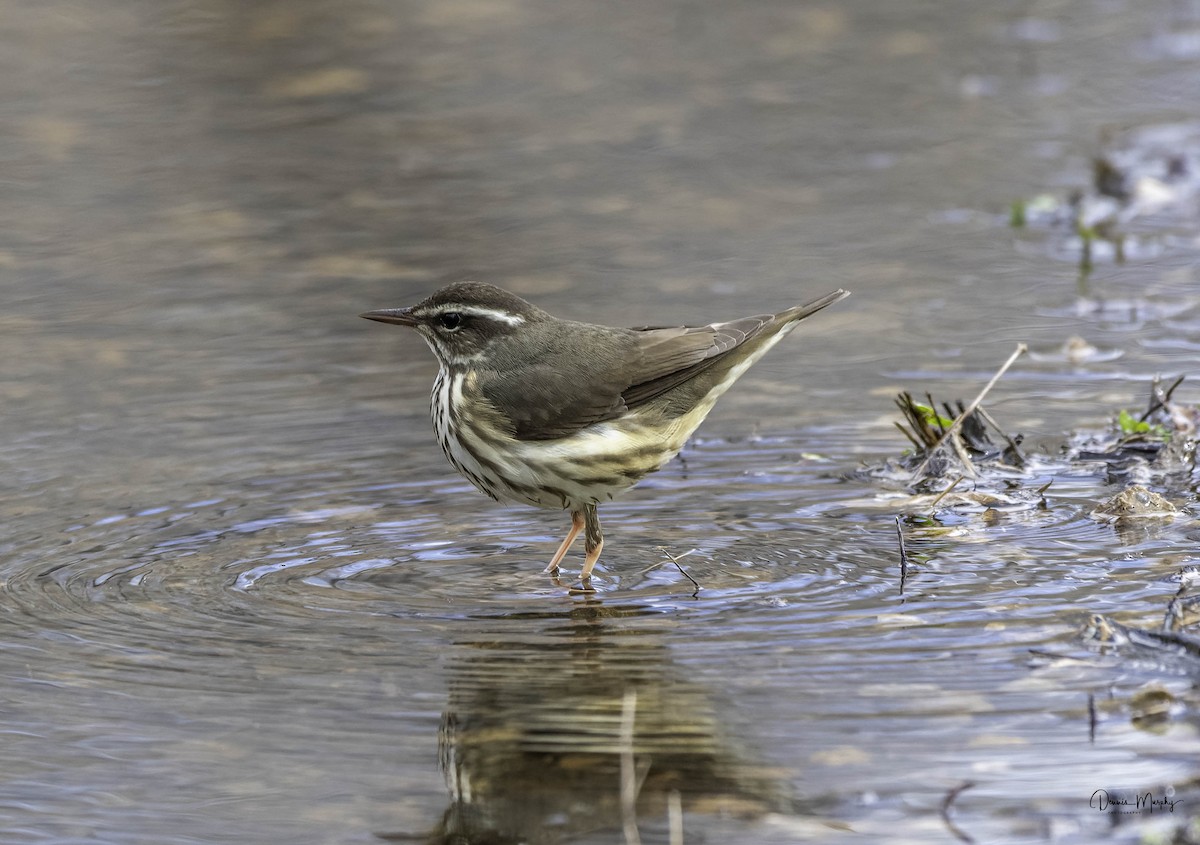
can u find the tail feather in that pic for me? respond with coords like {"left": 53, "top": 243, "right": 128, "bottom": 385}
{"left": 780, "top": 289, "right": 850, "bottom": 324}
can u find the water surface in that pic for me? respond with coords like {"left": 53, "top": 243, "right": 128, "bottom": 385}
{"left": 4, "top": 0, "right": 1200, "bottom": 842}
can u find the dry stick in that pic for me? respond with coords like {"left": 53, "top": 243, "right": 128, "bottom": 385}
{"left": 1163, "top": 577, "right": 1190, "bottom": 631}
{"left": 1035, "top": 478, "right": 1053, "bottom": 509}
{"left": 927, "top": 392, "right": 945, "bottom": 434}
{"left": 897, "top": 474, "right": 968, "bottom": 595}
{"left": 895, "top": 515, "right": 908, "bottom": 594}
{"left": 928, "top": 475, "right": 966, "bottom": 512}
{"left": 949, "top": 431, "right": 979, "bottom": 478}
{"left": 1164, "top": 595, "right": 1181, "bottom": 632}
{"left": 1162, "top": 374, "right": 1185, "bottom": 403}
{"left": 894, "top": 419, "right": 925, "bottom": 452}
{"left": 620, "top": 689, "right": 642, "bottom": 845}
{"left": 658, "top": 548, "right": 701, "bottom": 593}
{"left": 940, "top": 780, "right": 977, "bottom": 845}
{"left": 896, "top": 394, "right": 925, "bottom": 445}
{"left": 1139, "top": 374, "right": 1186, "bottom": 422}
{"left": 976, "top": 406, "right": 1024, "bottom": 462}
{"left": 910, "top": 344, "right": 1028, "bottom": 482}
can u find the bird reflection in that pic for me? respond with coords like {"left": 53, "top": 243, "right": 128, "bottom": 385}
{"left": 396, "top": 602, "right": 789, "bottom": 844}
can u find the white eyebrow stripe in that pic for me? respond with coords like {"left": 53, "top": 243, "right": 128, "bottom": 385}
{"left": 425, "top": 304, "right": 525, "bottom": 326}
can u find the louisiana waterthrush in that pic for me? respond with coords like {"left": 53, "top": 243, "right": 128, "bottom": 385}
{"left": 362, "top": 282, "right": 848, "bottom": 583}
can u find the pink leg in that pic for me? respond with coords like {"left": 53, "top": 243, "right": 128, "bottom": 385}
{"left": 544, "top": 511, "right": 584, "bottom": 574}
{"left": 579, "top": 537, "right": 604, "bottom": 580}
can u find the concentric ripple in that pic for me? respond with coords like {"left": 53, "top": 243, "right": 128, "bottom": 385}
{"left": 5, "top": 431, "right": 1193, "bottom": 641}
{"left": 3, "top": 430, "right": 1199, "bottom": 844}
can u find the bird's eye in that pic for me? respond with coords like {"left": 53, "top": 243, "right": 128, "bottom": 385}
{"left": 438, "top": 312, "right": 464, "bottom": 331}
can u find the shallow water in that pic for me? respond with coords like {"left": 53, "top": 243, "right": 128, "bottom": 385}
{"left": 4, "top": 0, "right": 1200, "bottom": 842}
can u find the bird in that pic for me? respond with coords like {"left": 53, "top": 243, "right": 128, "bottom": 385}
{"left": 361, "top": 281, "right": 848, "bottom": 585}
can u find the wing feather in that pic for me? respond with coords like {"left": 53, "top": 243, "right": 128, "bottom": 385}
{"left": 620, "top": 315, "right": 774, "bottom": 408}
{"left": 473, "top": 290, "right": 845, "bottom": 441}
{"left": 475, "top": 322, "right": 639, "bottom": 440}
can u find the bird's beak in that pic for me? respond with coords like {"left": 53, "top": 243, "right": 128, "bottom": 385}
{"left": 360, "top": 307, "right": 418, "bottom": 327}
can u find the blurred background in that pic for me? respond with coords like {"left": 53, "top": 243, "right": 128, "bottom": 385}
{"left": 3, "top": 0, "right": 1200, "bottom": 843}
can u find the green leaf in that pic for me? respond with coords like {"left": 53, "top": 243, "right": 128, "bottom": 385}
{"left": 1118, "top": 409, "right": 1147, "bottom": 434}
{"left": 1117, "top": 409, "right": 1170, "bottom": 440}
{"left": 914, "top": 403, "right": 955, "bottom": 429}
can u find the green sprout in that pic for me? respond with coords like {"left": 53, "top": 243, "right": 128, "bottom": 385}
{"left": 914, "top": 403, "right": 955, "bottom": 430}
{"left": 1117, "top": 409, "right": 1169, "bottom": 440}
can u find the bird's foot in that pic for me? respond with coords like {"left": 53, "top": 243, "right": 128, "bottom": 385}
{"left": 567, "top": 578, "right": 597, "bottom": 595}
{"left": 547, "top": 571, "right": 597, "bottom": 594}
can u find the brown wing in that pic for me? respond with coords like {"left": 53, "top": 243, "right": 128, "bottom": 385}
{"left": 622, "top": 289, "right": 849, "bottom": 408}
{"left": 475, "top": 317, "right": 773, "bottom": 440}
{"left": 476, "top": 291, "right": 847, "bottom": 440}
{"left": 620, "top": 316, "right": 775, "bottom": 408}
{"left": 474, "top": 321, "right": 641, "bottom": 441}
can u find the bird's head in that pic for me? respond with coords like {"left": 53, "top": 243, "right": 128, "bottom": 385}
{"left": 361, "top": 281, "right": 547, "bottom": 367}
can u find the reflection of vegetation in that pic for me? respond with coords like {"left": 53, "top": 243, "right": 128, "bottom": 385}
{"left": 1010, "top": 121, "right": 1200, "bottom": 278}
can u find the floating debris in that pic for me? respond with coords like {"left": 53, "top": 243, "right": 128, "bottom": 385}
{"left": 877, "top": 364, "right": 1197, "bottom": 600}
{"left": 1083, "top": 613, "right": 1200, "bottom": 666}
{"left": 1090, "top": 484, "right": 1178, "bottom": 523}
{"left": 880, "top": 375, "right": 1196, "bottom": 494}
{"left": 1027, "top": 335, "right": 1123, "bottom": 365}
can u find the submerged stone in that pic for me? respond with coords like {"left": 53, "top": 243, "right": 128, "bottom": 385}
{"left": 1090, "top": 484, "right": 1178, "bottom": 522}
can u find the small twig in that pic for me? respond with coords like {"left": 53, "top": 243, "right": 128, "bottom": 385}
{"left": 943, "top": 401, "right": 959, "bottom": 426}
{"left": 927, "top": 392, "right": 945, "bottom": 434}
{"left": 910, "top": 344, "right": 1028, "bottom": 482}
{"left": 1161, "top": 374, "right": 1185, "bottom": 404}
{"left": 928, "top": 475, "right": 966, "bottom": 512}
{"left": 896, "top": 515, "right": 908, "bottom": 594}
{"left": 658, "top": 548, "right": 701, "bottom": 593}
{"left": 1164, "top": 595, "right": 1181, "bottom": 632}
{"left": 1140, "top": 374, "right": 1186, "bottom": 423}
{"left": 976, "top": 406, "right": 1024, "bottom": 463}
{"left": 940, "top": 780, "right": 977, "bottom": 844}
{"left": 949, "top": 432, "right": 979, "bottom": 478}
{"left": 896, "top": 392, "right": 938, "bottom": 448}
{"left": 1035, "top": 479, "right": 1053, "bottom": 508}
{"left": 894, "top": 419, "right": 925, "bottom": 451}
{"left": 620, "top": 689, "right": 642, "bottom": 845}
{"left": 1027, "top": 647, "right": 1089, "bottom": 662}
